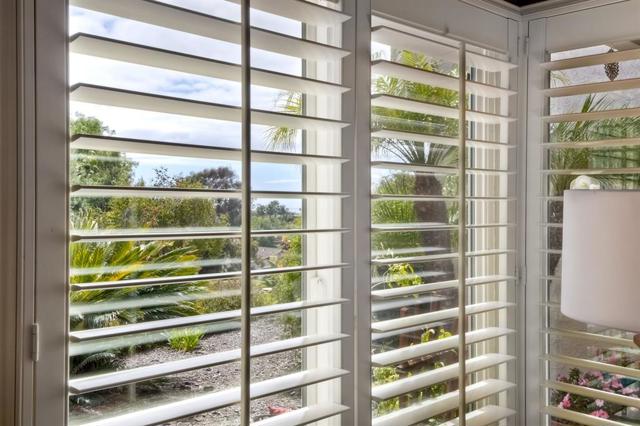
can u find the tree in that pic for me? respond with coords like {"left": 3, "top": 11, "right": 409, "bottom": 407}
{"left": 182, "top": 167, "right": 242, "bottom": 226}
{"left": 70, "top": 114, "right": 136, "bottom": 217}
{"left": 371, "top": 49, "right": 459, "bottom": 282}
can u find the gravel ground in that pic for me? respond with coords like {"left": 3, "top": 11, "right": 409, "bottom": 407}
{"left": 71, "top": 316, "right": 302, "bottom": 425}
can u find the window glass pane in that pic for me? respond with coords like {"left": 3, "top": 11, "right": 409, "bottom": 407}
{"left": 67, "top": 1, "right": 349, "bottom": 424}
{"left": 544, "top": 41, "right": 640, "bottom": 425}
{"left": 370, "top": 16, "right": 518, "bottom": 424}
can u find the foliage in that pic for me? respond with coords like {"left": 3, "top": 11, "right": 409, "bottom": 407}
{"left": 181, "top": 166, "right": 242, "bottom": 226}
{"left": 69, "top": 213, "right": 205, "bottom": 373}
{"left": 167, "top": 328, "right": 204, "bottom": 352}
{"left": 265, "top": 91, "right": 303, "bottom": 151}
{"left": 420, "top": 327, "right": 454, "bottom": 398}
{"left": 69, "top": 114, "right": 136, "bottom": 215}
{"left": 70, "top": 219, "right": 203, "bottom": 331}
{"left": 382, "top": 263, "right": 421, "bottom": 289}
{"left": 549, "top": 94, "right": 640, "bottom": 195}
{"left": 102, "top": 167, "right": 239, "bottom": 272}
{"left": 372, "top": 367, "right": 401, "bottom": 416}
{"left": 550, "top": 365, "right": 639, "bottom": 423}
{"left": 372, "top": 327, "right": 457, "bottom": 417}
{"left": 253, "top": 201, "right": 298, "bottom": 248}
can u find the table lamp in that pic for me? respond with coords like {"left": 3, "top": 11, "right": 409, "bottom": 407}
{"left": 561, "top": 189, "right": 640, "bottom": 346}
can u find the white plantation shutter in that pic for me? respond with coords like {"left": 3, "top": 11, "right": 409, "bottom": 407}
{"left": 539, "top": 45, "right": 640, "bottom": 426}
{"left": 369, "top": 16, "right": 518, "bottom": 426}
{"left": 67, "top": 0, "right": 352, "bottom": 425}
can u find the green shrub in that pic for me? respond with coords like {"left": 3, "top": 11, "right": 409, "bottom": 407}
{"left": 372, "top": 366, "right": 400, "bottom": 415}
{"left": 167, "top": 328, "right": 204, "bottom": 352}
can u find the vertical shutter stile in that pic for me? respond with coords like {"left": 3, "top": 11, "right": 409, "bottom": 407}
{"left": 240, "top": 0, "right": 251, "bottom": 424}
{"left": 458, "top": 41, "right": 468, "bottom": 426}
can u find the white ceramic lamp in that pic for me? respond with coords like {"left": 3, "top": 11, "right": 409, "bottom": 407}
{"left": 561, "top": 190, "right": 640, "bottom": 335}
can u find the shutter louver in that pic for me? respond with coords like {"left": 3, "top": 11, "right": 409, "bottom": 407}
{"left": 541, "top": 44, "right": 640, "bottom": 426}
{"left": 369, "top": 17, "right": 518, "bottom": 425}
{"left": 67, "top": 0, "right": 352, "bottom": 424}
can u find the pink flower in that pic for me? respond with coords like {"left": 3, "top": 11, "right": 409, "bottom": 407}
{"left": 590, "top": 409, "right": 609, "bottom": 419}
{"left": 610, "top": 378, "right": 622, "bottom": 389}
{"left": 595, "top": 399, "right": 604, "bottom": 408}
{"left": 559, "top": 394, "right": 572, "bottom": 409}
{"left": 578, "top": 377, "right": 589, "bottom": 386}
{"left": 622, "top": 387, "right": 635, "bottom": 395}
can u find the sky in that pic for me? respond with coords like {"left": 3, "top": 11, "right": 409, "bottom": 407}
{"left": 69, "top": 1, "right": 320, "bottom": 210}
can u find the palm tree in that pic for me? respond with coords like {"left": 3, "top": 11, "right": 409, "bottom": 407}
{"left": 267, "top": 50, "right": 460, "bottom": 283}
{"left": 371, "top": 50, "right": 461, "bottom": 285}
{"left": 547, "top": 93, "right": 640, "bottom": 275}
{"left": 69, "top": 216, "right": 204, "bottom": 373}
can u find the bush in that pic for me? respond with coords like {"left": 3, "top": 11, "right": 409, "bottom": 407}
{"left": 167, "top": 328, "right": 204, "bottom": 352}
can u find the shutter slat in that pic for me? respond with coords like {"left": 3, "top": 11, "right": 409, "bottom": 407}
{"left": 71, "top": 135, "right": 347, "bottom": 166}
{"left": 252, "top": 403, "right": 349, "bottom": 426}
{"left": 372, "top": 354, "right": 514, "bottom": 401}
{"left": 371, "top": 161, "right": 513, "bottom": 175}
{"left": 372, "top": 294, "right": 447, "bottom": 313}
{"left": 69, "top": 333, "right": 347, "bottom": 394}
{"left": 544, "top": 406, "right": 628, "bottom": 426}
{"left": 79, "top": 368, "right": 348, "bottom": 426}
{"left": 70, "top": 299, "right": 347, "bottom": 342}
{"left": 543, "top": 167, "right": 640, "bottom": 175}
{"left": 440, "top": 405, "right": 516, "bottom": 426}
{"left": 372, "top": 194, "right": 516, "bottom": 201}
{"left": 466, "top": 51, "right": 518, "bottom": 74}
{"left": 544, "top": 328, "right": 638, "bottom": 349}
{"left": 371, "top": 249, "right": 514, "bottom": 265}
{"left": 71, "top": 227, "right": 347, "bottom": 242}
{"left": 544, "top": 354, "right": 640, "bottom": 380}
{"left": 223, "top": 0, "right": 350, "bottom": 26}
{"left": 543, "top": 77, "right": 640, "bottom": 97}
{"left": 372, "top": 327, "right": 514, "bottom": 367}
{"left": 372, "top": 223, "right": 515, "bottom": 232}
{"left": 543, "top": 106, "right": 640, "bottom": 123}
{"left": 371, "top": 275, "right": 516, "bottom": 300}
{"left": 372, "top": 129, "right": 515, "bottom": 150}
{"left": 542, "top": 137, "right": 640, "bottom": 149}
{"left": 541, "top": 47, "right": 640, "bottom": 71}
{"left": 545, "top": 380, "right": 640, "bottom": 409}
{"left": 372, "top": 94, "right": 516, "bottom": 125}
{"left": 371, "top": 26, "right": 458, "bottom": 64}
{"left": 372, "top": 60, "right": 516, "bottom": 98}
{"left": 71, "top": 263, "right": 348, "bottom": 291}
{"left": 372, "top": 379, "right": 515, "bottom": 426}
{"left": 69, "top": 0, "right": 350, "bottom": 61}
{"left": 70, "top": 34, "right": 348, "bottom": 96}
{"left": 70, "top": 84, "right": 349, "bottom": 131}
{"left": 371, "top": 301, "right": 514, "bottom": 334}
{"left": 71, "top": 185, "right": 348, "bottom": 200}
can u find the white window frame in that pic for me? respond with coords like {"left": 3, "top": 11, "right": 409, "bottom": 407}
{"left": 10, "top": 1, "right": 640, "bottom": 426}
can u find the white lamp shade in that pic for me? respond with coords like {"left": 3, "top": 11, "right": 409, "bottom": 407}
{"left": 561, "top": 190, "right": 640, "bottom": 333}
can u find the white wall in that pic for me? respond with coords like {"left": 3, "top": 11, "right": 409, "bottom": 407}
{"left": 544, "top": 0, "right": 640, "bottom": 52}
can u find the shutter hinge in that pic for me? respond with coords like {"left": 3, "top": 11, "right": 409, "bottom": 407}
{"left": 32, "top": 323, "right": 40, "bottom": 362}
{"left": 522, "top": 36, "right": 530, "bottom": 57}
{"left": 517, "top": 264, "right": 526, "bottom": 286}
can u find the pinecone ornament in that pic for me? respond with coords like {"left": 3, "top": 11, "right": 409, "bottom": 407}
{"left": 604, "top": 48, "right": 619, "bottom": 81}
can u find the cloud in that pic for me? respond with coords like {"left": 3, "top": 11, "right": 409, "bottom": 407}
{"left": 69, "top": 2, "right": 312, "bottom": 203}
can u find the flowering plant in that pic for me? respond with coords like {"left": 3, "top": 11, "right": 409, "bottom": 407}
{"left": 550, "top": 364, "right": 639, "bottom": 423}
